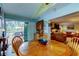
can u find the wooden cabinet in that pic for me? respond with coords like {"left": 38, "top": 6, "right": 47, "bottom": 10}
{"left": 36, "top": 20, "right": 44, "bottom": 34}
{"left": 35, "top": 20, "right": 44, "bottom": 40}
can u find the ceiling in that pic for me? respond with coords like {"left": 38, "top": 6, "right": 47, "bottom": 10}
{"left": 50, "top": 12, "right": 79, "bottom": 24}
{"left": 2, "top": 3, "right": 42, "bottom": 19}
{"left": 36, "top": 3, "right": 70, "bottom": 19}
{"left": 1, "top": 3, "right": 70, "bottom": 20}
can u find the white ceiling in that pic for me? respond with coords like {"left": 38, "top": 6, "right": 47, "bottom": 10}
{"left": 2, "top": 3, "right": 70, "bottom": 19}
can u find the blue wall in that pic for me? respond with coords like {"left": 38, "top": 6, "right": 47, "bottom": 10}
{"left": 27, "top": 21, "right": 36, "bottom": 41}
{"left": 24, "top": 22, "right": 28, "bottom": 42}
{"left": 5, "top": 18, "right": 36, "bottom": 42}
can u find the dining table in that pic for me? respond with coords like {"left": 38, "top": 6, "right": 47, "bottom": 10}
{"left": 18, "top": 40, "right": 74, "bottom": 56}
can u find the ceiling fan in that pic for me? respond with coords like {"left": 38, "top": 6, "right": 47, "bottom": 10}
{"left": 32, "top": 3, "right": 56, "bottom": 18}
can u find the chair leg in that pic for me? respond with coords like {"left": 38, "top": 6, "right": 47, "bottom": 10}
{"left": 77, "top": 45, "right": 79, "bottom": 55}
{"left": 3, "top": 51, "right": 5, "bottom": 56}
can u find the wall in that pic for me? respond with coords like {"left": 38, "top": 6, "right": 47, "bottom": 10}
{"left": 27, "top": 22, "right": 36, "bottom": 41}
{"left": 60, "top": 24, "right": 79, "bottom": 33}
{"left": 74, "top": 24, "right": 79, "bottom": 32}
{"left": 55, "top": 16, "right": 79, "bottom": 32}
{"left": 5, "top": 18, "right": 36, "bottom": 42}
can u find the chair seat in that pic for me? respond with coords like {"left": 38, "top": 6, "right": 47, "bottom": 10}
{"left": 19, "top": 42, "right": 29, "bottom": 54}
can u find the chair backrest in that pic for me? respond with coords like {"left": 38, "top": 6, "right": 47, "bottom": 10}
{"left": 67, "top": 37, "right": 79, "bottom": 55}
{"left": 73, "top": 38, "right": 79, "bottom": 55}
{"left": 12, "top": 36, "right": 23, "bottom": 56}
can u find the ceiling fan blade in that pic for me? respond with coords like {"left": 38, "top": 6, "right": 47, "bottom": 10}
{"left": 32, "top": 3, "right": 56, "bottom": 18}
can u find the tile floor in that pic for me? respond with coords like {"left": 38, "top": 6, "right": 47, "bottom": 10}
{"left": 5, "top": 45, "right": 16, "bottom": 56}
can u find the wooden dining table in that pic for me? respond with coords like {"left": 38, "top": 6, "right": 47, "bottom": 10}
{"left": 18, "top": 40, "right": 73, "bottom": 56}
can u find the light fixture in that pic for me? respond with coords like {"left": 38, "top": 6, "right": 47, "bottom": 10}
{"left": 32, "top": 3, "right": 56, "bottom": 18}
{"left": 45, "top": 3, "right": 49, "bottom": 5}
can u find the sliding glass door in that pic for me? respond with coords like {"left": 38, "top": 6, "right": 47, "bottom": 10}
{"left": 6, "top": 21, "right": 24, "bottom": 45}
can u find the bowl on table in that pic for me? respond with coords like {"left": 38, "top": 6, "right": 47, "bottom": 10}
{"left": 38, "top": 38, "right": 48, "bottom": 45}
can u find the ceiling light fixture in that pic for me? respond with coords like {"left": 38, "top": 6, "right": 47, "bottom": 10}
{"left": 32, "top": 3, "right": 56, "bottom": 18}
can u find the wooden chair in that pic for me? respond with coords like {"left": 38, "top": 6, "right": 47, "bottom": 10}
{"left": 12, "top": 36, "right": 23, "bottom": 56}
{"left": 66, "top": 32, "right": 79, "bottom": 55}
{"left": 66, "top": 32, "right": 75, "bottom": 47}
{"left": 66, "top": 37, "right": 79, "bottom": 55}
{"left": 73, "top": 38, "right": 79, "bottom": 55}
